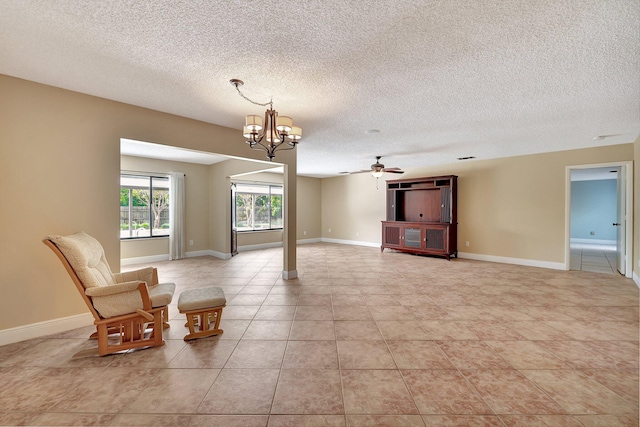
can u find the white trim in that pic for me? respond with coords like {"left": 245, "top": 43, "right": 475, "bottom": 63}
{"left": 237, "top": 242, "right": 283, "bottom": 252}
{"left": 321, "top": 238, "right": 381, "bottom": 248}
{"left": 565, "top": 161, "right": 633, "bottom": 278}
{"left": 458, "top": 252, "right": 566, "bottom": 270}
{"left": 197, "top": 250, "right": 232, "bottom": 260}
{"left": 633, "top": 271, "right": 639, "bottom": 288}
{"left": 570, "top": 238, "right": 616, "bottom": 245}
{"left": 297, "top": 238, "right": 322, "bottom": 245}
{"left": 0, "top": 313, "right": 94, "bottom": 346}
{"left": 121, "top": 254, "right": 169, "bottom": 266}
{"left": 186, "top": 249, "right": 231, "bottom": 259}
{"left": 282, "top": 270, "right": 298, "bottom": 280}
{"left": 319, "top": 239, "right": 567, "bottom": 270}
{"left": 121, "top": 249, "right": 232, "bottom": 265}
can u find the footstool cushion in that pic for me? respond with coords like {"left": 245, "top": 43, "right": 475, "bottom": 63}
{"left": 178, "top": 287, "right": 226, "bottom": 341}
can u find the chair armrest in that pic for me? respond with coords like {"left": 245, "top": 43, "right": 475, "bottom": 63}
{"left": 88, "top": 282, "right": 153, "bottom": 318}
{"left": 85, "top": 281, "right": 146, "bottom": 297}
{"left": 113, "top": 267, "right": 157, "bottom": 286}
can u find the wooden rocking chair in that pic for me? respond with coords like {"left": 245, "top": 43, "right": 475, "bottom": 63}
{"left": 44, "top": 232, "right": 175, "bottom": 356}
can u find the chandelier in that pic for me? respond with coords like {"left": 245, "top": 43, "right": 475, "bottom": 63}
{"left": 230, "top": 79, "right": 302, "bottom": 161}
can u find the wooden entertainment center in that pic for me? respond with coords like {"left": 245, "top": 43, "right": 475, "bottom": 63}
{"left": 381, "top": 175, "right": 458, "bottom": 260}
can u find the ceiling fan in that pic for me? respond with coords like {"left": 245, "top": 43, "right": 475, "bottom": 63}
{"left": 351, "top": 156, "right": 404, "bottom": 177}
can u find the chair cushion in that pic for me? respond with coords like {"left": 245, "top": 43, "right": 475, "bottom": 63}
{"left": 92, "top": 291, "right": 144, "bottom": 318}
{"left": 150, "top": 283, "right": 176, "bottom": 308}
{"left": 178, "top": 287, "right": 226, "bottom": 312}
{"left": 46, "top": 232, "right": 115, "bottom": 289}
{"left": 114, "top": 267, "right": 155, "bottom": 286}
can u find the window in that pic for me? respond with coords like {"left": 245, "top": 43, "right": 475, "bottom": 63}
{"left": 235, "top": 183, "right": 283, "bottom": 231}
{"left": 120, "top": 174, "right": 170, "bottom": 238}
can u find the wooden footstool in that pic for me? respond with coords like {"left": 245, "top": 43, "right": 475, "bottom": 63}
{"left": 177, "top": 287, "right": 226, "bottom": 341}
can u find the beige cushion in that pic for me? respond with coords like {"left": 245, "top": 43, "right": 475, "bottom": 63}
{"left": 150, "top": 283, "right": 176, "bottom": 308}
{"left": 114, "top": 267, "right": 155, "bottom": 286}
{"left": 46, "top": 232, "right": 115, "bottom": 289}
{"left": 178, "top": 287, "right": 226, "bottom": 312}
{"left": 92, "top": 291, "right": 144, "bottom": 318}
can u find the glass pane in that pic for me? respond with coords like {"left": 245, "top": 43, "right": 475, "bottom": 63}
{"left": 254, "top": 195, "right": 270, "bottom": 229}
{"left": 120, "top": 175, "right": 151, "bottom": 237}
{"left": 236, "top": 193, "right": 253, "bottom": 231}
{"left": 404, "top": 227, "right": 421, "bottom": 248}
{"left": 271, "top": 194, "right": 283, "bottom": 228}
{"left": 233, "top": 183, "right": 284, "bottom": 231}
{"left": 120, "top": 188, "right": 131, "bottom": 238}
{"left": 152, "top": 177, "right": 170, "bottom": 236}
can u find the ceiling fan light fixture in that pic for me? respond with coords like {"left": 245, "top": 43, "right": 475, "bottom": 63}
{"left": 371, "top": 170, "right": 385, "bottom": 178}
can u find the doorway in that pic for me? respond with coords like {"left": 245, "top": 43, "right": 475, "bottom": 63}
{"left": 565, "top": 162, "right": 633, "bottom": 277}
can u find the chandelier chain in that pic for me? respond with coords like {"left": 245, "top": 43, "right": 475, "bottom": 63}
{"left": 233, "top": 85, "right": 273, "bottom": 109}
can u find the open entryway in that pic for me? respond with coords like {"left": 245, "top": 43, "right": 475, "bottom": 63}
{"left": 565, "top": 161, "right": 633, "bottom": 277}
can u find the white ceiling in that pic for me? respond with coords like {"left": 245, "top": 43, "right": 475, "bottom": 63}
{"left": 1, "top": 1, "right": 638, "bottom": 178}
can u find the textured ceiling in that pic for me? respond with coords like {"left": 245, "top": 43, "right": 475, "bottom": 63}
{"left": 1, "top": 0, "right": 638, "bottom": 177}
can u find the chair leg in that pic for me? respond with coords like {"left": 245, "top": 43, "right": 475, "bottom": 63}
{"left": 97, "top": 324, "right": 109, "bottom": 356}
{"left": 182, "top": 306, "right": 224, "bottom": 341}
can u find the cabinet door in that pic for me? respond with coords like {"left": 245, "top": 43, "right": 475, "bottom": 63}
{"left": 403, "top": 227, "right": 422, "bottom": 249}
{"left": 424, "top": 225, "right": 448, "bottom": 253}
{"left": 382, "top": 223, "right": 402, "bottom": 248}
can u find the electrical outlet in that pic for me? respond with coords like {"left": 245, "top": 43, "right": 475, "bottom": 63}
{"left": 328, "top": 228, "right": 331, "bottom": 233}
{"left": 590, "top": 231, "right": 595, "bottom": 235}
{"left": 303, "top": 230, "right": 307, "bottom": 236}
{"left": 356, "top": 232, "right": 359, "bottom": 237}
{"left": 466, "top": 241, "right": 470, "bottom": 247}
{"left": 189, "top": 240, "right": 194, "bottom": 246}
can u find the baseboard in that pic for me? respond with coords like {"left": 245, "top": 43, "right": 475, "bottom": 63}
{"left": 570, "top": 238, "right": 616, "bottom": 245}
{"left": 321, "top": 238, "right": 381, "bottom": 248}
{"left": 458, "top": 252, "right": 566, "bottom": 270}
{"left": 0, "top": 313, "right": 94, "bottom": 346}
{"left": 121, "top": 254, "right": 170, "bottom": 266}
{"left": 237, "top": 242, "right": 283, "bottom": 252}
{"left": 121, "top": 249, "right": 232, "bottom": 265}
{"left": 282, "top": 270, "right": 298, "bottom": 280}
{"left": 297, "top": 238, "right": 322, "bottom": 245}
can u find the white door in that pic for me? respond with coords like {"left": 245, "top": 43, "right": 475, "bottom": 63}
{"left": 615, "top": 168, "right": 625, "bottom": 274}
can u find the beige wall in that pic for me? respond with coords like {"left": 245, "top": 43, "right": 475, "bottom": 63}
{"left": 297, "top": 176, "right": 322, "bottom": 240}
{"left": 0, "top": 74, "right": 297, "bottom": 330}
{"left": 120, "top": 156, "right": 212, "bottom": 258}
{"left": 322, "top": 173, "right": 387, "bottom": 244}
{"left": 322, "top": 144, "right": 634, "bottom": 264}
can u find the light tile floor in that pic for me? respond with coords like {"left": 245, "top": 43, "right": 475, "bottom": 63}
{"left": 1, "top": 243, "right": 638, "bottom": 426}
{"left": 570, "top": 242, "right": 618, "bottom": 275}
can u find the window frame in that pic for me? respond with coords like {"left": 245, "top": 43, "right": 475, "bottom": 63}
{"left": 234, "top": 182, "right": 283, "bottom": 232}
{"left": 120, "top": 173, "right": 171, "bottom": 240}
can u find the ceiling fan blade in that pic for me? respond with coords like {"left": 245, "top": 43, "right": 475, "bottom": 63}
{"left": 350, "top": 170, "right": 373, "bottom": 174}
{"left": 385, "top": 170, "right": 405, "bottom": 174}
{"left": 384, "top": 167, "right": 402, "bottom": 171}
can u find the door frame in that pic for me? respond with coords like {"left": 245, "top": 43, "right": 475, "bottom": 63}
{"left": 564, "top": 161, "right": 633, "bottom": 277}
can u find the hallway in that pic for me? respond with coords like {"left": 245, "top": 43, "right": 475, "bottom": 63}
{"left": 570, "top": 242, "right": 618, "bottom": 275}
